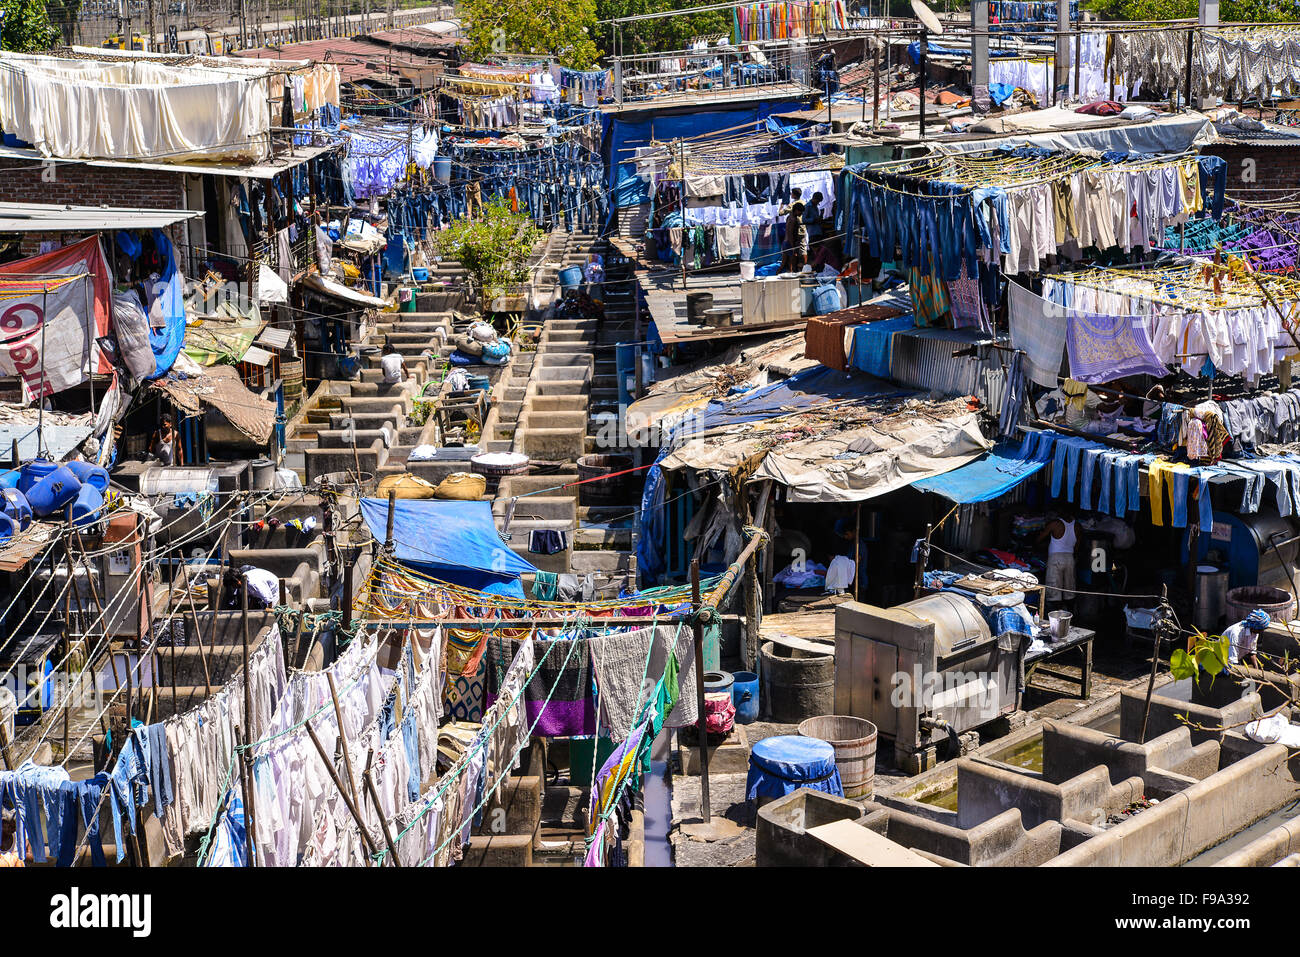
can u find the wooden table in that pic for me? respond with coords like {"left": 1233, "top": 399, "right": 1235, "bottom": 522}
{"left": 1022, "top": 626, "right": 1096, "bottom": 701}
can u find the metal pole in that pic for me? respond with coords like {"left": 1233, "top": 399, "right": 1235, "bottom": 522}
{"left": 37, "top": 289, "right": 48, "bottom": 456}
{"left": 918, "top": 31, "right": 928, "bottom": 141}
{"left": 679, "top": 138, "right": 688, "bottom": 290}
{"left": 690, "top": 558, "right": 711, "bottom": 825}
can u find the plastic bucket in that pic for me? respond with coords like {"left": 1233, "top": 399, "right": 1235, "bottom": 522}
{"left": 812, "top": 283, "right": 841, "bottom": 316}
{"left": 64, "top": 460, "right": 109, "bottom": 493}
{"left": 412, "top": 267, "right": 430, "bottom": 282}
{"left": 0, "top": 512, "right": 15, "bottom": 545}
{"left": 18, "top": 459, "right": 56, "bottom": 495}
{"left": 1, "top": 488, "right": 32, "bottom": 531}
{"left": 739, "top": 261, "right": 756, "bottom": 281}
{"left": 559, "top": 266, "right": 583, "bottom": 291}
{"left": 26, "top": 466, "right": 81, "bottom": 517}
{"left": 732, "top": 671, "right": 759, "bottom": 724}
{"left": 433, "top": 156, "right": 451, "bottom": 184}
{"left": 71, "top": 483, "right": 103, "bottom": 527}
{"left": 798, "top": 715, "right": 878, "bottom": 799}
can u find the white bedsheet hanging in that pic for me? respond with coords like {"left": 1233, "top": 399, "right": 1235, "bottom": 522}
{"left": 0, "top": 52, "right": 272, "bottom": 162}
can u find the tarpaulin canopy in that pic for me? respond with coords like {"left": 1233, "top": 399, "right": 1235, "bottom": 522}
{"left": 0, "top": 237, "right": 114, "bottom": 403}
{"left": 912, "top": 442, "right": 1049, "bottom": 503}
{"left": 359, "top": 498, "right": 537, "bottom": 596}
{"left": 660, "top": 366, "right": 988, "bottom": 503}
{"left": 150, "top": 364, "right": 277, "bottom": 444}
{"left": 603, "top": 102, "right": 810, "bottom": 209}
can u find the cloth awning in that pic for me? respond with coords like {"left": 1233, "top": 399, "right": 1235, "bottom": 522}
{"left": 302, "top": 273, "right": 391, "bottom": 309}
{"left": 660, "top": 367, "right": 990, "bottom": 503}
{"left": 912, "top": 442, "right": 1050, "bottom": 503}
{"left": 150, "top": 364, "right": 276, "bottom": 444}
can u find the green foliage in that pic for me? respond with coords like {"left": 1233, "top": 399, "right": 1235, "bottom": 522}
{"left": 1085, "top": 0, "right": 1300, "bottom": 21}
{"left": 435, "top": 198, "right": 540, "bottom": 298}
{"left": 44, "top": 0, "right": 81, "bottom": 45}
{"left": 458, "top": 0, "right": 600, "bottom": 69}
{"left": 0, "top": 0, "right": 59, "bottom": 53}
{"left": 1169, "top": 633, "right": 1231, "bottom": 687}
{"left": 593, "top": 0, "right": 732, "bottom": 57}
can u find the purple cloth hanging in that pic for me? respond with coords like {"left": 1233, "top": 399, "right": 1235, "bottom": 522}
{"left": 1066, "top": 311, "right": 1168, "bottom": 384}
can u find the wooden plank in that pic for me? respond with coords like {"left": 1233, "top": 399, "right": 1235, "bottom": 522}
{"left": 760, "top": 610, "right": 838, "bottom": 642}
{"left": 763, "top": 632, "right": 835, "bottom": 657}
{"left": 805, "top": 820, "right": 940, "bottom": 867}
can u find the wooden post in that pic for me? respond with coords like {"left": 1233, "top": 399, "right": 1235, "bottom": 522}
{"left": 0, "top": 716, "right": 14, "bottom": 771}
{"left": 342, "top": 562, "right": 354, "bottom": 632}
{"left": 690, "top": 558, "right": 711, "bottom": 825}
{"left": 326, "top": 670, "right": 363, "bottom": 817}
{"left": 304, "top": 719, "right": 377, "bottom": 862}
{"left": 278, "top": 578, "right": 290, "bottom": 672}
{"left": 913, "top": 523, "right": 932, "bottom": 599}
{"left": 852, "top": 503, "right": 862, "bottom": 602}
{"left": 179, "top": 562, "right": 213, "bottom": 699}
{"left": 238, "top": 576, "right": 258, "bottom": 859}
{"left": 362, "top": 747, "right": 402, "bottom": 866}
{"left": 385, "top": 489, "right": 397, "bottom": 550}
{"left": 234, "top": 724, "right": 257, "bottom": 866}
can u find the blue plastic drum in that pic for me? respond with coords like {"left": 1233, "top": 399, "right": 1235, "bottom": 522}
{"left": 745, "top": 734, "right": 843, "bottom": 804}
{"left": 1, "top": 487, "right": 32, "bottom": 530}
{"left": 25, "top": 466, "right": 82, "bottom": 517}
{"left": 732, "top": 671, "right": 760, "bottom": 724}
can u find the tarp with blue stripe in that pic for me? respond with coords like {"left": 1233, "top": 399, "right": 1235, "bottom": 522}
{"left": 360, "top": 497, "right": 537, "bottom": 598}
{"left": 911, "top": 442, "right": 1048, "bottom": 503}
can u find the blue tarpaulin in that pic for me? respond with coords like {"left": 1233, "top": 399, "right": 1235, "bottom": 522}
{"left": 602, "top": 101, "right": 811, "bottom": 210}
{"left": 912, "top": 442, "right": 1048, "bottom": 503}
{"left": 144, "top": 229, "right": 186, "bottom": 380}
{"left": 359, "top": 497, "right": 537, "bottom": 597}
{"left": 848, "top": 316, "right": 914, "bottom": 379}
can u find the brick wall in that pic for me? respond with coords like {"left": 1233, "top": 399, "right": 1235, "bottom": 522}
{"left": 1201, "top": 144, "right": 1300, "bottom": 195}
{"left": 0, "top": 159, "right": 188, "bottom": 255}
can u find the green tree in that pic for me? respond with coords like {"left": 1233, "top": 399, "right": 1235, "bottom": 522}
{"left": 0, "top": 0, "right": 59, "bottom": 52}
{"left": 435, "top": 198, "right": 541, "bottom": 305}
{"left": 457, "top": 0, "right": 600, "bottom": 69}
{"left": 593, "top": 0, "right": 732, "bottom": 58}
{"left": 1086, "top": 0, "right": 1300, "bottom": 20}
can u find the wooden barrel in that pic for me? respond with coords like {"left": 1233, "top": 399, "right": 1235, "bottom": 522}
{"left": 798, "top": 715, "right": 878, "bottom": 799}
{"left": 760, "top": 640, "right": 833, "bottom": 724}
{"left": 282, "top": 359, "right": 304, "bottom": 403}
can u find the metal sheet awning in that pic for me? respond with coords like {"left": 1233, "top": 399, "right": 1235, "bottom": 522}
{"left": 0, "top": 422, "right": 94, "bottom": 461}
{"left": 241, "top": 346, "right": 273, "bottom": 367}
{"left": 0, "top": 140, "right": 342, "bottom": 180}
{"left": 0, "top": 202, "right": 203, "bottom": 233}
{"left": 255, "top": 326, "right": 293, "bottom": 349}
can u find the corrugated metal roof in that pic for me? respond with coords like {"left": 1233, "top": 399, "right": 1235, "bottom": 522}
{"left": 235, "top": 36, "right": 449, "bottom": 82}
{"left": 0, "top": 140, "right": 342, "bottom": 180}
{"left": 241, "top": 345, "right": 273, "bottom": 367}
{"left": 256, "top": 326, "right": 293, "bottom": 349}
{"left": 0, "top": 423, "right": 94, "bottom": 461}
{"left": 0, "top": 202, "right": 202, "bottom": 233}
{"left": 888, "top": 327, "right": 1003, "bottom": 403}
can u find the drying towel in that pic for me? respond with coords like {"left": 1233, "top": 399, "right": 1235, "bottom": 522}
{"left": 589, "top": 623, "right": 698, "bottom": 740}
{"left": 486, "top": 637, "right": 595, "bottom": 736}
{"left": 1066, "top": 311, "right": 1168, "bottom": 383}
{"left": 1008, "top": 281, "right": 1068, "bottom": 388}
{"left": 716, "top": 225, "right": 741, "bottom": 257}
